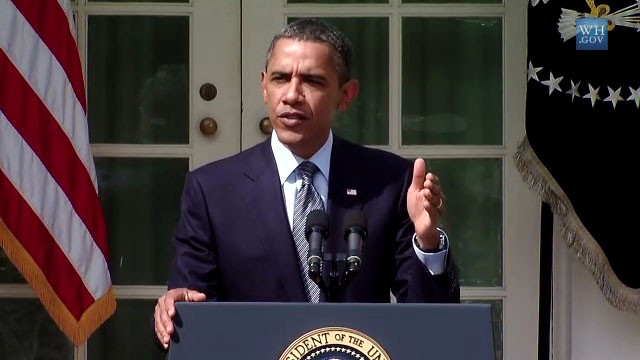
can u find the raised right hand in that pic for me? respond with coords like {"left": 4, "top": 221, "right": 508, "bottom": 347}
{"left": 154, "top": 288, "right": 206, "bottom": 349}
{"left": 407, "top": 158, "right": 445, "bottom": 249}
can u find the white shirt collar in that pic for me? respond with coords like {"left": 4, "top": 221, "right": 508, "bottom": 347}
{"left": 271, "top": 130, "right": 332, "bottom": 185}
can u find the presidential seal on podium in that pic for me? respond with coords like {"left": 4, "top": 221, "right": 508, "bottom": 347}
{"left": 280, "top": 327, "right": 391, "bottom": 360}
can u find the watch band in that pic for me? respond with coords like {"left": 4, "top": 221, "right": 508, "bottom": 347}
{"left": 413, "top": 230, "right": 446, "bottom": 253}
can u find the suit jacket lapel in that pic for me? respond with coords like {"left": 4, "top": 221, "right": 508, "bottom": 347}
{"left": 242, "top": 139, "right": 307, "bottom": 301}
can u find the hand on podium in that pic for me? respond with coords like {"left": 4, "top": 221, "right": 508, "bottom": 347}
{"left": 154, "top": 288, "right": 206, "bottom": 349}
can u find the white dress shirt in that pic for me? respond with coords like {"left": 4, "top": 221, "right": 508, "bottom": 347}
{"left": 270, "top": 130, "right": 448, "bottom": 275}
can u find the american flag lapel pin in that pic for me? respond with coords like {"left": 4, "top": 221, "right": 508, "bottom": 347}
{"left": 346, "top": 189, "right": 357, "bottom": 196}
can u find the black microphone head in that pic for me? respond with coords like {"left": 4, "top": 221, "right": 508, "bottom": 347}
{"left": 343, "top": 209, "right": 367, "bottom": 238}
{"left": 305, "top": 209, "right": 329, "bottom": 235}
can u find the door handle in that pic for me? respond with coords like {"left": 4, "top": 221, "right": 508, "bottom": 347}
{"left": 259, "top": 117, "right": 272, "bottom": 135}
{"left": 200, "top": 117, "right": 218, "bottom": 136}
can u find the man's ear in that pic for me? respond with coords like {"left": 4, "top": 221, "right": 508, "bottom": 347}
{"left": 337, "top": 79, "right": 359, "bottom": 111}
{"left": 260, "top": 71, "right": 268, "bottom": 104}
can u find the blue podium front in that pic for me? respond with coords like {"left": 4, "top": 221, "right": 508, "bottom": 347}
{"left": 168, "top": 302, "right": 494, "bottom": 360}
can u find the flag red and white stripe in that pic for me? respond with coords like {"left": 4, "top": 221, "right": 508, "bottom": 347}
{"left": 0, "top": 0, "right": 115, "bottom": 345}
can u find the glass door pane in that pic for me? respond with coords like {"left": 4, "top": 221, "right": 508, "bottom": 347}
{"left": 88, "top": 15, "right": 190, "bottom": 144}
{"left": 0, "top": 299, "right": 73, "bottom": 360}
{"left": 0, "top": 249, "right": 25, "bottom": 283}
{"left": 88, "top": 300, "right": 163, "bottom": 360}
{"left": 402, "top": 17, "right": 502, "bottom": 145}
{"left": 289, "top": 0, "right": 387, "bottom": 3}
{"left": 428, "top": 158, "right": 503, "bottom": 287}
{"left": 91, "top": 0, "right": 188, "bottom": 3}
{"left": 95, "top": 157, "right": 189, "bottom": 285}
{"left": 404, "top": 0, "right": 500, "bottom": 3}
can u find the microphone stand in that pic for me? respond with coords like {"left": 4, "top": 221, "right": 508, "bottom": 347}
{"left": 319, "top": 253, "right": 359, "bottom": 303}
{"left": 308, "top": 210, "right": 365, "bottom": 302}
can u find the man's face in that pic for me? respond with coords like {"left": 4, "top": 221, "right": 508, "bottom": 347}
{"left": 261, "top": 39, "right": 358, "bottom": 159}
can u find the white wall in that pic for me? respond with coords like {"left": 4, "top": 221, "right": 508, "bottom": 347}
{"left": 553, "top": 219, "right": 640, "bottom": 360}
{"left": 568, "top": 254, "right": 640, "bottom": 360}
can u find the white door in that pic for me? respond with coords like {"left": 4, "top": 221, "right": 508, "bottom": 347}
{"left": 0, "top": 1, "right": 539, "bottom": 359}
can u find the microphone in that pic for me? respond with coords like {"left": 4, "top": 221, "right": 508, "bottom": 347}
{"left": 305, "top": 209, "right": 329, "bottom": 284}
{"left": 343, "top": 209, "right": 367, "bottom": 276}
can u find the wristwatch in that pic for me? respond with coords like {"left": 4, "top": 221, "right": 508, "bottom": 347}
{"left": 413, "top": 229, "right": 446, "bottom": 253}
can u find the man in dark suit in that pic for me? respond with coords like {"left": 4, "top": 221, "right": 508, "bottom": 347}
{"left": 154, "top": 19, "right": 459, "bottom": 349}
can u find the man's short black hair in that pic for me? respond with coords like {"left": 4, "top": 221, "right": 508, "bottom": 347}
{"left": 265, "top": 18, "right": 354, "bottom": 85}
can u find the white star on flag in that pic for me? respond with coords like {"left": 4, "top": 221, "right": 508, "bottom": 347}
{"left": 603, "top": 86, "right": 623, "bottom": 109}
{"left": 565, "top": 80, "right": 581, "bottom": 102}
{"left": 583, "top": 84, "right": 601, "bottom": 108}
{"left": 627, "top": 86, "right": 640, "bottom": 108}
{"left": 541, "top": 72, "right": 563, "bottom": 95}
{"left": 527, "top": 61, "right": 543, "bottom": 82}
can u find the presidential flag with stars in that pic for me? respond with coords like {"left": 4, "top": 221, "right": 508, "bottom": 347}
{"left": 516, "top": 0, "right": 640, "bottom": 313}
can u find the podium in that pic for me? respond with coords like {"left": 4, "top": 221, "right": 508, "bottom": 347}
{"left": 168, "top": 302, "right": 495, "bottom": 360}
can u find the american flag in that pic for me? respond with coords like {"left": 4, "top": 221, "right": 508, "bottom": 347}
{"left": 0, "top": 0, "right": 116, "bottom": 345}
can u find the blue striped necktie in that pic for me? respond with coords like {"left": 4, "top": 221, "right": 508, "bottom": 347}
{"left": 292, "top": 161, "right": 323, "bottom": 303}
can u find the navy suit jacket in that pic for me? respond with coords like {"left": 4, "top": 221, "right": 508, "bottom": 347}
{"left": 167, "top": 136, "right": 459, "bottom": 303}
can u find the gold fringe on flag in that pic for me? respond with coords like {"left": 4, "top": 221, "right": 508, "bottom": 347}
{"left": 514, "top": 135, "right": 640, "bottom": 313}
{"left": 0, "top": 217, "right": 116, "bottom": 346}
